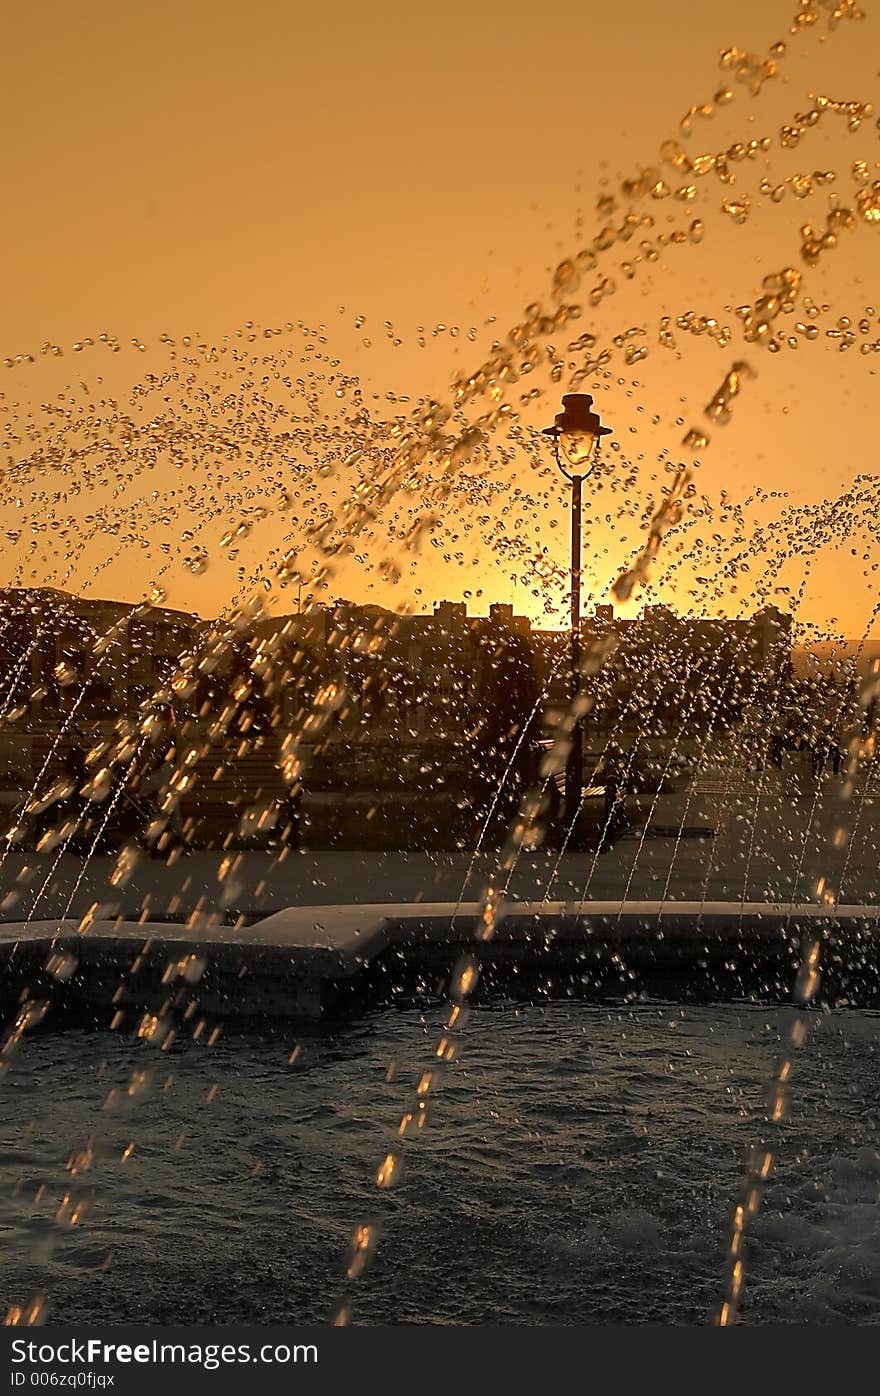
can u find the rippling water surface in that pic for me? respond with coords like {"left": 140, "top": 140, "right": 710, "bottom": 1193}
{"left": 2, "top": 1003, "right": 879, "bottom": 1325}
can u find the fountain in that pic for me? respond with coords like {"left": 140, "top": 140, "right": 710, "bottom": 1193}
{"left": 0, "top": 0, "right": 879, "bottom": 1330}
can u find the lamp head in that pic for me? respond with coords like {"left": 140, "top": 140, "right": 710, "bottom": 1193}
{"left": 542, "top": 393, "right": 612, "bottom": 475}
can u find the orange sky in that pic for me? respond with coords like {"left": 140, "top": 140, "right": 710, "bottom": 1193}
{"left": 2, "top": 0, "right": 879, "bottom": 637}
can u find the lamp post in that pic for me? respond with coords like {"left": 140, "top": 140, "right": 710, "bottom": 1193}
{"left": 542, "top": 393, "right": 612, "bottom": 830}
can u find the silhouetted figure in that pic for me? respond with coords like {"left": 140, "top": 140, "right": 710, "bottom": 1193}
{"left": 811, "top": 737, "right": 829, "bottom": 781}
{"left": 279, "top": 784, "right": 303, "bottom": 849}
{"left": 29, "top": 741, "right": 88, "bottom": 850}
{"left": 472, "top": 623, "right": 542, "bottom": 828}
{"left": 62, "top": 744, "right": 87, "bottom": 790}
{"left": 769, "top": 731, "right": 784, "bottom": 769}
{"left": 199, "top": 635, "right": 308, "bottom": 849}
{"left": 600, "top": 743, "right": 629, "bottom": 844}
{"left": 138, "top": 739, "right": 185, "bottom": 843}
{"left": 61, "top": 743, "right": 87, "bottom": 819}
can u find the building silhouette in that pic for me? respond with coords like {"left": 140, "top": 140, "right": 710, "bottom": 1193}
{"left": 0, "top": 588, "right": 795, "bottom": 834}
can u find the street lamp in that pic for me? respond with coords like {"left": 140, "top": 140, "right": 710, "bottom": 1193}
{"left": 542, "top": 393, "right": 612, "bottom": 830}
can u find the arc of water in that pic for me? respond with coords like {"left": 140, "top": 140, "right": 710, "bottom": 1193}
{"left": 717, "top": 590, "right": 880, "bottom": 1324}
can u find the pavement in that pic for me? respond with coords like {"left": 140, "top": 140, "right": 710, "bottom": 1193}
{"left": 0, "top": 751, "right": 877, "bottom": 922}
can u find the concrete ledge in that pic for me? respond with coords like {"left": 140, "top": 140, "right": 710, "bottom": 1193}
{"left": 1, "top": 901, "right": 879, "bottom": 1022}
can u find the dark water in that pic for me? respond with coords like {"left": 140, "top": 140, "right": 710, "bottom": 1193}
{"left": 2, "top": 1003, "right": 879, "bottom": 1325}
